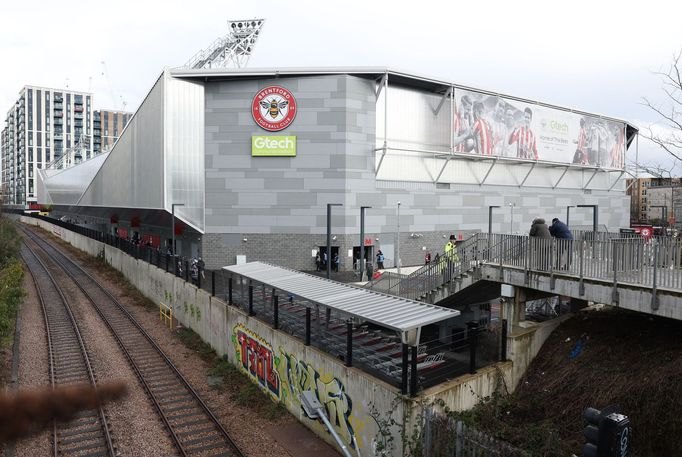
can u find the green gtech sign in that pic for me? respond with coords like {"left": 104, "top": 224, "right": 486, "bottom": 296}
{"left": 252, "top": 135, "right": 297, "bottom": 157}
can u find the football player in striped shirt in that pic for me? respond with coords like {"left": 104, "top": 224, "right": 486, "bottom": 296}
{"left": 509, "top": 107, "right": 539, "bottom": 160}
{"left": 470, "top": 101, "right": 494, "bottom": 155}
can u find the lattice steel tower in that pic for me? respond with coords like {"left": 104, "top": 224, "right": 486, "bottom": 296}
{"left": 183, "top": 19, "right": 265, "bottom": 69}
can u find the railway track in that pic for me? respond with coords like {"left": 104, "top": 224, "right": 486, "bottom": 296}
{"left": 21, "top": 241, "right": 116, "bottom": 457}
{"left": 22, "top": 226, "right": 244, "bottom": 457}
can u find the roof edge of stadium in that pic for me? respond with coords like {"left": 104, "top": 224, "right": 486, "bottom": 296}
{"left": 169, "top": 65, "right": 637, "bottom": 130}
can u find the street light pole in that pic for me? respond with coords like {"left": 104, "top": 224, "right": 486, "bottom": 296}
{"left": 508, "top": 203, "right": 515, "bottom": 234}
{"left": 326, "top": 203, "right": 342, "bottom": 279}
{"left": 488, "top": 205, "right": 500, "bottom": 234}
{"left": 566, "top": 205, "right": 575, "bottom": 228}
{"left": 396, "top": 201, "right": 401, "bottom": 275}
{"left": 171, "top": 203, "right": 185, "bottom": 257}
{"left": 360, "top": 206, "right": 371, "bottom": 281}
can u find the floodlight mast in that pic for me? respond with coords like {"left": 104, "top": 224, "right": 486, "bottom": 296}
{"left": 183, "top": 19, "right": 265, "bottom": 69}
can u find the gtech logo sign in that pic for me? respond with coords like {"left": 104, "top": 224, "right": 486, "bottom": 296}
{"left": 252, "top": 136, "right": 297, "bottom": 156}
{"left": 252, "top": 86, "right": 297, "bottom": 132}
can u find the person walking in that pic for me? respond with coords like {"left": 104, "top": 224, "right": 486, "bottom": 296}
{"left": 443, "top": 235, "right": 460, "bottom": 282}
{"left": 376, "top": 250, "right": 385, "bottom": 270}
{"left": 315, "top": 252, "right": 321, "bottom": 271}
{"left": 424, "top": 252, "right": 431, "bottom": 265}
{"left": 529, "top": 218, "right": 552, "bottom": 270}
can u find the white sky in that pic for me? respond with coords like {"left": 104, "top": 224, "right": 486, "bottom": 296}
{"left": 2, "top": 0, "right": 681, "bottom": 173}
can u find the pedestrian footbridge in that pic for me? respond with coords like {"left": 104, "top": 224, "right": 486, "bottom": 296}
{"left": 368, "top": 232, "right": 682, "bottom": 322}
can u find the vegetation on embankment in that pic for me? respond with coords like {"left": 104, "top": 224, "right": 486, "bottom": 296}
{"left": 0, "top": 217, "right": 24, "bottom": 355}
{"left": 444, "top": 308, "right": 682, "bottom": 456}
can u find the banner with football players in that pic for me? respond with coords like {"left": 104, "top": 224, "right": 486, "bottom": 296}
{"left": 452, "top": 88, "right": 626, "bottom": 170}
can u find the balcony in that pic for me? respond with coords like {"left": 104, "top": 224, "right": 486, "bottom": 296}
{"left": 74, "top": 105, "right": 83, "bottom": 112}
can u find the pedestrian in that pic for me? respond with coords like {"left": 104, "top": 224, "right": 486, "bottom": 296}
{"left": 315, "top": 252, "right": 321, "bottom": 271}
{"left": 190, "top": 258, "right": 199, "bottom": 285}
{"left": 323, "top": 251, "right": 328, "bottom": 269}
{"left": 529, "top": 217, "right": 552, "bottom": 270}
{"left": 376, "top": 250, "right": 385, "bottom": 270}
{"left": 549, "top": 218, "right": 574, "bottom": 269}
{"left": 333, "top": 253, "right": 339, "bottom": 272}
{"left": 424, "top": 252, "right": 431, "bottom": 265}
{"left": 197, "top": 257, "right": 205, "bottom": 279}
{"left": 365, "top": 258, "right": 373, "bottom": 280}
{"left": 443, "top": 235, "right": 460, "bottom": 282}
{"left": 444, "top": 235, "right": 459, "bottom": 261}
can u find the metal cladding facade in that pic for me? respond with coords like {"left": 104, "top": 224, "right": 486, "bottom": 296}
{"left": 37, "top": 67, "right": 637, "bottom": 270}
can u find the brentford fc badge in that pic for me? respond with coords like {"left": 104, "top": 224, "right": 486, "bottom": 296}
{"left": 252, "top": 86, "right": 297, "bottom": 131}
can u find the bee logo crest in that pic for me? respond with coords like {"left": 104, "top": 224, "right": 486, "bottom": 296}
{"left": 252, "top": 86, "right": 297, "bottom": 132}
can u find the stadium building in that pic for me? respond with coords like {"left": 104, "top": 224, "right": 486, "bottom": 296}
{"left": 36, "top": 67, "right": 638, "bottom": 270}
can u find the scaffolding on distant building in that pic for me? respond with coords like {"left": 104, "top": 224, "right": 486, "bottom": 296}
{"left": 181, "top": 19, "right": 265, "bottom": 69}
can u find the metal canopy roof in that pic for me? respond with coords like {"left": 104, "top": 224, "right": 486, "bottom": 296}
{"left": 223, "top": 262, "right": 460, "bottom": 344}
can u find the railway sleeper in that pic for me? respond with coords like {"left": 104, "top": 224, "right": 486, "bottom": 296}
{"left": 57, "top": 424, "right": 103, "bottom": 438}
{"left": 176, "top": 425, "right": 217, "bottom": 437}
{"left": 183, "top": 439, "right": 227, "bottom": 454}
{"left": 59, "top": 429, "right": 104, "bottom": 445}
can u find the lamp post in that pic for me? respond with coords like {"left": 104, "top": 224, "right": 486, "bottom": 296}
{"left": 360, "top": 206, "right": 371, "bottom": 281}
{"left": 566, "top": 205, "right": 575, "bottom": 228}
{"left": 327, "top": 203, "right": 342, "bottom": 279}
{"left": 171, "top": 203, "right": 184, "bottom": 257}
{"left": 396, "top": 201, "right": 401, "bottom": 275}
{"left": 488, "top": 205, "right": 500, "bottom": 234}
{"left": 508, "top": 203, "right": 515, "bottom": 234}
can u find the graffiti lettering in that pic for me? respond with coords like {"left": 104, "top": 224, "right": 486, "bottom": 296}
{"left": 278, "top": 351, "right": 356, "bottom": 449}
{"left": 232, "top": 324, "right": 280, "bottom": 397}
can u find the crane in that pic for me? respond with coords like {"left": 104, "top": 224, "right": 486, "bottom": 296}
{"left": 100, "top": 61, "right": 128, "bottom": 111}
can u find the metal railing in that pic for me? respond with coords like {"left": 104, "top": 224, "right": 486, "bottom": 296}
{"left": 377, "top": 231, "right": 682, "bottom": 303}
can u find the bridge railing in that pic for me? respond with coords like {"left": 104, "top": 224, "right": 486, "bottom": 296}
{"left": 382, "top": 231, "right": 682, "bottom": 301}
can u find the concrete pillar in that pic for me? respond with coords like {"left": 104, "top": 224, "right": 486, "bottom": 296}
{"left": 501, "top": 286, "right": 526, "bottom": 332}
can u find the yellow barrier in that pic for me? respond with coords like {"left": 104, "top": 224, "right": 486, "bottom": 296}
{"left": 159, "top": 302, "right": 173, "bottom": 330}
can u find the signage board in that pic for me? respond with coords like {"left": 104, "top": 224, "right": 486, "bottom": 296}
{"left": 252, "top": 136, "right": 297, "bottom": 157}
{"left": 453, "top": 88, "right": 626, "bottom": 169}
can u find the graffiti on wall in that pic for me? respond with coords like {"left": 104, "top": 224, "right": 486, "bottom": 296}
{"left": 277, "top": 350, "right": 357, "bottom": 449}
{"left": 231, "top": 324, "right": 281, "bottom": 398}
{"left": 230, "top": 324, "right": 362, "bottom": 449}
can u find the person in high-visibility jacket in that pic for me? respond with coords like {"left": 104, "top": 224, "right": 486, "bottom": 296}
{"left": 444, "top": 235, "right": 460, "bottom": 262}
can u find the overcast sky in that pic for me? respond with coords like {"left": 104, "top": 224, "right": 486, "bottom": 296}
{"left": 2, "top": 0, "right": 681, "bottom": 173}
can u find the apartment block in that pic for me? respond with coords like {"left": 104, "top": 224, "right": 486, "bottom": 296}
{"left": 1, "top": 86, "right": 94, "bottom": 205}
{"left": 94, "top": 109, "right": 132, "bottom": 154}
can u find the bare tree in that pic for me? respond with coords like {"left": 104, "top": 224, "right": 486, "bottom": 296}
{"left": 641, "top": 51, "right": 682, "bottom": 177}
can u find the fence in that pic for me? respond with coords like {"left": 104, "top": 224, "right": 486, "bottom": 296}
{"left": 220, "top": 269, "right": 509, "bottom": 395}
{"left": 13, "top": 212, "right": 508, "bottom": 396}
{"left": 374, "top": 231, "right": 682, "bottom": 303}
{"left": 422, "top": 409, "right": 528, "bottom": 457}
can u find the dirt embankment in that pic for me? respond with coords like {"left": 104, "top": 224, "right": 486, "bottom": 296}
{"left": 467, "top": 308, "right": 682, "bottom": 456}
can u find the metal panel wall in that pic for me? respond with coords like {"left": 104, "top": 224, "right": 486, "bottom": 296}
{"left": 164, "top": 72, "right": 205, "bottom": 233}
{"left": 79, "top": 75, "right": 165, "bottom": 209}
{"left": 376, "top": 85, "right": 451, "bottom": 153}
{"left": 40, "top": 153, "right": 109, "bottom": 205}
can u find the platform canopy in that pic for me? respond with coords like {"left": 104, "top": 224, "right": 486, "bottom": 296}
{"left": 223, "top": 261, "right": 460, "bottom": 345}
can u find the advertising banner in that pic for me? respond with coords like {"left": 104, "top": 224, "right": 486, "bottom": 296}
{"left": 452, "top": 88, "right": 626, "bottom": 169}
{"left": 252, "top": 135, "right": 297, "bottom": 157}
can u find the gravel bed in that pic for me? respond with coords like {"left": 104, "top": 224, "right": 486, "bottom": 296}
{"left": 14, "top": 270, "right": 50, "bottom": 457}
{"left": 36, "top": 247, "right": 176, "bottom": 457}
{"left": 44, "top": 232, "right": 298, "bottom": 457}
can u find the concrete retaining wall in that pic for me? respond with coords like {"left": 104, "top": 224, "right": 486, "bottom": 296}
{"left": 22, "top": 217, "right": 533, "bottom": 456}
